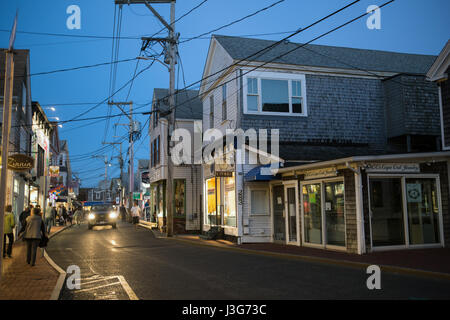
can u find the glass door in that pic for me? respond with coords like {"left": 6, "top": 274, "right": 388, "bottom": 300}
{"left": 369, "top": 178, "right": 405, "bottom": 247}
{"left": 286, "top": 187, "right": 297, "bottom": 242}
{"left": 302, "top": 183, "right": 322, "bottom": 244}
{"left": 405, "top": 178, "right": 440, "bottom": 245}
{"left": 325, "top": 181, "right": 346, "bottom": 247}
{"left": 272, "top": 185, "right": 285, "bottom": 241}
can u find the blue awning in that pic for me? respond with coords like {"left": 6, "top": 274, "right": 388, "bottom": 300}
{"left": 244, "top": 164, "right": 281, "bottom": 182}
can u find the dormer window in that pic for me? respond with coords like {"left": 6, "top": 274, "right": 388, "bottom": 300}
{"left": 244, "top": 71, "right": 307, "bottom": 116}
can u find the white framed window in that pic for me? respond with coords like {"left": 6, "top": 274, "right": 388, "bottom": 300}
{"left": 249, "top": 188, "right": 270, "bottom": 216}
{"left": 243, "top": 71, "right": 307, "bottom": 116}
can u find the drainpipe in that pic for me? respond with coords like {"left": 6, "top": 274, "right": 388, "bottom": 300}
{"left": 346, "top": 162, "right": 365, "bottom": 255}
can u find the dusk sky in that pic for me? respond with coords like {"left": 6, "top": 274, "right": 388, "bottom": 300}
{"left": 1, "top": 0, "right": 449, "bottom": 187}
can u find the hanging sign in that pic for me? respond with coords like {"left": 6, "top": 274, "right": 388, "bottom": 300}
{"left": 133, "top": 192, "right": 142, "bottom": 200}
{"left": 49, "top": 166, "right": 60, "bottom": 177}
{"left": 7, "top": 154, "right": 34, "bottom": 172}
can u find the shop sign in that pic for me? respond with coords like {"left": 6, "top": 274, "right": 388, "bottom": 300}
{"left": 7, "top": 154, "right": 34, "bottom": 171}
{"left": 304, "top": 167, "right": 337, "bottom": 180}
{"left": 49, "top": 166, "right": 60, "bottom": 177}
{"left": 215, "top": 171, "right": 233, "bottom": 177}
{"left": 116, "top": 197, "right": 120, "bottom": 205}
{"left": 133, "top": 192, "right": 141, "bottom": 200}
{"left": 365, "top": 163, "right": 420, "bottom": 173}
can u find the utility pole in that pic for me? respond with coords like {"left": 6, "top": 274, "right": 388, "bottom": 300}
{"left": 106, "top": 140, "right": 124, "bottom": 205}
{"left": 115, "top": 0, "right": 176, "bottom": 235}
{"left": 92, "top": 155, "right": 110, "bottom": 190}
{"left": 0, "top": 13, "right": 17, "bottom": 281}
{"left": 166, "top": 1, "right": 176, "bottom": 237}
{"left": 108, "top": 101, "right": 134, "bottom": 210}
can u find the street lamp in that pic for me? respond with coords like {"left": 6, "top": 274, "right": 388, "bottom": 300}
{"left": 48, "top": 116, "right": 60, "bottom": 121}
{"left": 45, "top": 106, "right": 56, "bottom": 112}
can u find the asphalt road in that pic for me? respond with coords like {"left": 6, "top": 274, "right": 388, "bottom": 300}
{"left": 46, "top": 221, "right": 450, "bottom": 300}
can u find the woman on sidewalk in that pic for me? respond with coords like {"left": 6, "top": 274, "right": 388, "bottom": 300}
{"left": 20, "top": 207, "right": 47, "bottom": 266}
{"left": 3, "top": 205, "right": 16, "bottom": 259}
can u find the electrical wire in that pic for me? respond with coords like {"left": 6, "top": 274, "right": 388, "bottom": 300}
{"left": 179, "top": 0, "right": 285, "bottom": 44}
{"left": 153, "top": 0, "right": 364, "bottom": 117}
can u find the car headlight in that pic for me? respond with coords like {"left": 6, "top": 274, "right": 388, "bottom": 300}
{"left": 109, "top": 212, "right": 118, "bottom": 219}
{"left": 88, "top": 213, "right": 95, "bottom": 220}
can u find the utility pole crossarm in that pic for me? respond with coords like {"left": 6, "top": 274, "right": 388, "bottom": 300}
{"left": 143, "top": 1, "right": 173, "bottom": 32}
{"left": 108, "top": 101, "right": 133, "bottom": 120}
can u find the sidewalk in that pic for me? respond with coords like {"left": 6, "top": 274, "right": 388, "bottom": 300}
{"left": 173, "top": 234, "right": 450, "bottom": 279}
{"left": 0, "top": 225, "right": 68, "bottom": 300}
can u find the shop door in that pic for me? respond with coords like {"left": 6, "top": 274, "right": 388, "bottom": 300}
{"left": 272, "top": 185, "right": 285, "bottom": 242}
{"left": 369, "top": 178, "right": 405, "bottom": 247}
{"left": 285, "top": 187, "right": 297, "bottom": 243}
{"left": 405, "top": 178, "right": 440, "bottom": 245}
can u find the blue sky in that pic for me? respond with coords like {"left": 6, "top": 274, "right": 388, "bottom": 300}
{"left": 1, "top": 0, "right": 449, "bottom": 187}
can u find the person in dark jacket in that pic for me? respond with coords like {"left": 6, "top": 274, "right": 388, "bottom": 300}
{"left": 19, "top": 205, "right": 32, "bottom": 227}
{"left": 21, "top": 207, "right": 47, "bottom": 266}
{"left": 62, "top": 206, "right": 68, "bottom": 226}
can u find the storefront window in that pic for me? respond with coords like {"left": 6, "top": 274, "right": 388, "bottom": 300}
{"left": 30, "top": 186, "right": 39, "bottom": 207}
{"left": 174, "top": 179, "right": 186, "bottom": 217}
{"left": 206, "top": 178, "right": 217, "bottom": 225}
{"left": 406, "top": 178, "right": 440, "bottom": 245}
{"left": 303, "top": 184, "right": 322, "bottom": 244}
{"left": 223, "top": 175, "right": 236, "bottom": 227}
{"left": 24, "top": 183, "right": 29, "bottom": 209}
{"left": 250, "top": 190, "right": 269, "bottom": 215}
{"left": 158, "top": 183, "right": 165, "bottom": 217}
{"left": 325, "top": 181, "right": 345, "bottom": 247}
{"left": 369, "top": 178, "right": 405, "bottom": 247}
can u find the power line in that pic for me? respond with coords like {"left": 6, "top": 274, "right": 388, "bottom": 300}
{"left": 0, "top": 57, "right": 139, "bottom": 78}
{"left": 0, "top": 29, "right": 141, "bottom": 40}
{"left": 153, "top": 0, "right": 363, "bottom": 116}
{"left": 179, "top": 0, "right": 285, "bottom": 44}
{"left": 64, "top": 62, "right": 154, "bottom": 126}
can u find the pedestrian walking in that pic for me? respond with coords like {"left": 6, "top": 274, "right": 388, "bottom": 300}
{"left": 73, "top": 207, "right": 82, "bottom": 226}
{"left": 20, "top": 207, "right": 47, "bottom": 266}
{"left": 130, "top": 201, "right": 142, "bottom": 230}
{"left": 19, "top": 205, "right": 32, "bottom": 228}
{"left": 62, "top": 206, "right": 68, "bottom": 226}
{"left": 67, "top": 208, "right": 73, "bottom": 225}
{"left": 44, "top": 202, "right": 54, "bottom": 234}
{"left": 51, "top": 205, "right": 57, "bottom": 227}
{"left": 3, "top": 205, "right": 16, "bottom": 258}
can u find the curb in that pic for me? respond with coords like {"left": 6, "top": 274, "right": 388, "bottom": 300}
{"left": 43, "top": 225, "right": 70, "bottom": 300}
{"left": 138, "top": 222, "right": 166, "bottom": 238}
{"left": 166, "top": 236, "right": 450, "bottom": 282}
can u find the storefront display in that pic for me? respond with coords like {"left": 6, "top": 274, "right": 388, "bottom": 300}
{"left": 205, "top": 174, "right": 237, "bottom": 227}
{"left": 206, "top": 178, "right": 217, "bottom": 225}
{"left": 174, "top": 179, "right": 186, "bottom": 217}
{"left": 301, "top": 180, "right": 346, "bottom": 248}
{"left": 223, "top": 175, "right": 236, "bottom": 227}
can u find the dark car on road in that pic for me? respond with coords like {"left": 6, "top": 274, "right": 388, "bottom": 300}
{"left": 87, "top": 204, "right": 118, "bottom": 229}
